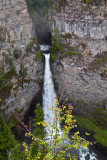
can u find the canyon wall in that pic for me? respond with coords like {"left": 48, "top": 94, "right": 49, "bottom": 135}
{"left": 0, "top": 0, "right": 43, "bottom": 120}
{"left": 0, "top": 0, "right": 34, "bottom": 51}
{"left": 50, "top": 0, "right": 107, "bottom": 56}
{"left": 50, "top": 0, "right": 107, "bottom": 115}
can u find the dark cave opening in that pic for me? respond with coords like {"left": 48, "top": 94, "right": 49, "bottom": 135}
{"left": 37, "top": 30, "right": 51, "bottom": 45}
{"left": 36, "top": 20, "right": 52, "bottom": 45}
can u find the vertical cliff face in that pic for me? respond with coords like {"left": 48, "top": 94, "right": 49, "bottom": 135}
{"left": 0, "top": 0, "right": 44, "bottom": 120}
{"left": 49, "top": 0, "right": 107, "bottom": 120}
{"left": 0, "top": 0, "right": 33, "bottom": 50}
{"left": 50, "top": 0, "right": 107, "bottom": 56}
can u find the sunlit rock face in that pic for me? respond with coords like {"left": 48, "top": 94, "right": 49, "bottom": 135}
{"left": 0, "top": 0, "right": 33, "bottom": 49}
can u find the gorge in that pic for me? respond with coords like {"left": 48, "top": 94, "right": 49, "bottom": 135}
{"left": 0, "top": 0, "right": 107, "bottom": 159}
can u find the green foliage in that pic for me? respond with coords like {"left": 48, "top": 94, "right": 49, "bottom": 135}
{"left": 23, "top": 101, "right": 91, "bottom": 159}
{"left": 0, "top": 49, "right": 16, "bottom": 105}
{"left": 23, "top": 103, "right": 46, "bottom": 159}
{"left": 83, "top": 0, "right": 107, "bottom": 5}
{"left": 27, "top": 0, "right": 52, "bottom": 21}
{"left": 68, "top": 97, "right": 107, "bottom": 128}
{"left": 51, "top": 29, "right": 82, "bottom": 60}
{"left": 51, "top": 28, "right": 61, "bottom": 54}
{"left": 100, "top": 69, "right": 107, "bottom": 78}
{"left": 6, "top": 49, "right": 16, "bottom": 72}
{"left": 75, "top": 115, "right": 107, "bottom": 148}
{"left": 93, "top": 107, "right": 107, "bottom": 128}
{"left": 0, "top": 83, "right": 13, "bottom": 103}
{"left": 33, "top": 0, "right": 50, "bottom": 14}
{"left": 88, "top": 52, "right": 107, "bottom": 70}
{"left": 20, "top": 68, "right": 27, "bottom": 79}
{"left": 53, "top": 0, "right": 67, "bottom": 11}
{"left": 27, "top": 0, "right": 37, "bottom": 23}
{"left": 0, "top": 113, "right": 22, "bottom": 160}
{"left": 51, "top": 54, "right": 57, "bottom": 61}
{"left": 36, "top": 50, "right": 42, "bottom": 60}
{"left": 85, "top": 0, "right": 91, "bottom": 4}
{"left": 0, "top": 70, "right": 15, "bottom": 105}
{"left": 81, "top": 5, "right": 89, "bottom": 11}
{"left": 59, "top": 46, "right": 83, "bottom": 59}
{"left": 33, "top": 103, "right": 46, "bottom": 139}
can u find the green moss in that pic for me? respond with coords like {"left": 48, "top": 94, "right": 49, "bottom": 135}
{"left": 61, "top": 33, "right": 72, "bottom": 39}
{"left": 0, "top": 70, "right": 16, "bottom": 105}
{"left": 31, "top": 37, "right": 37, "bottom": 41}
{"left": 76, "top": 99, "right": 88, "bottom": 106}
{"left": 92, "top": 107, "right": 107, "bottom": 128}
{"left": 53, "top": 0, "right": 67, "bottom": 11}
{"left": 67, "top": 97, "right": 107, "bottom": 128}
{"left": 100, "top": 69, "right": 107, "bottom": 78}
{"left": 0, "top": 83, "right": 13, "bottom": 106}
{"left": 69, "top": 46, "right": 76, "bottom": 50}
{"left": 74, "top": 116, "right": 107, "bottom": 148}
{"left": 36, "top": 50, "right": 42, "bottom": 60}
{"left": 89, "top": 52, "right": 107, "bottom": 70}
{"left": 81, "top": 5, "right": 89, "bottom": 11}
{"left": 85, "top": 0, "right": 91, "bottom": 4}
{"left": 26, "top": 102, "right": 30, "bottom": 107}
{"left": 51, "top": 28, "right": 61, "bottom": 54}
{"left": 3, "top": 70, "right": 17, "bottom": 80}
{"left": 20, "top": 68, "right": 27, "bottom": 79}
{"left": 64, "top": 50, "right": 83, "bottom": 57}
{"left": 27, "top": 0, "right": 37, "bottom": 23}
{"left": 6, "top": 52, "right": 16, "bottom": 72}
{"left": 68, "top": 97, "right": 74, "bottom": 102}
{"left": 51, "top": 54, "right": 57, "bottom": 61}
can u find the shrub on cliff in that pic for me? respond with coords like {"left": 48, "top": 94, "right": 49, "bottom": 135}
{"left": 51, "top": 28, "right": 61, "bottom": 54}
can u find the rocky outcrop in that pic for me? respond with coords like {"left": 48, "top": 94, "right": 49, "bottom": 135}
{"left": 52, "top": 57, "right": 107, "bottom": 106}
{"left": 0, "top": 49, "right": 44, "bottom": 120}
{"left": 0, "top": 0, "right": 34, "bottom": 51}
{"left": 50, "top": 0, "right": 107, "bottom": 56}
{"left": 50, "top": 0, "right": 107, "bottom": 111}
{"left": 0, "top": 0, "right": 43, "bottom": 120}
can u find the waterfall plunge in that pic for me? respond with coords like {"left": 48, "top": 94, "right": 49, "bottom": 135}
{"left": 42, "top": 49, "right": 62, "bottom": 140}
{"left": 43, "top": 53, "right": 56, "bottom": 128}
{"left": 41, "top": 45, "right": 98, "bottom": 159}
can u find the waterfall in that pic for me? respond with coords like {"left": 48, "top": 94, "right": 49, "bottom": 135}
{"left": 41, "top": 45, "right": 98, "bottom": 159}
{"left": 43, "top": 53, "right": 56, "bottom": 128}
{"left": 41, "top": 45, "right": 62, "bottom": 140}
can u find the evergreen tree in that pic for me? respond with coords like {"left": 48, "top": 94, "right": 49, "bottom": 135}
{"left": 0, "top": 113, "right": 22, "bottom": 160}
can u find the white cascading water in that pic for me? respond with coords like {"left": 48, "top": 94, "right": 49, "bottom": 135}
{"left": 79, "top": 147, "right": 97, "bottom": 160}
{"left": 41, "top": 45, "right": 62, "bottom": 140}
{"left": 43, "top": 53, "right": 56, "bottom": 129}
{"left": 41, "top": 45, "right": 98, "bottom": 159}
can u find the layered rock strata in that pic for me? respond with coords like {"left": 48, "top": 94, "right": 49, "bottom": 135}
{"left": 0, "top": 0, "right": 33, "bottom": 51}
{"left": 50, "top": 0, "right": 107, "bottom": 110}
